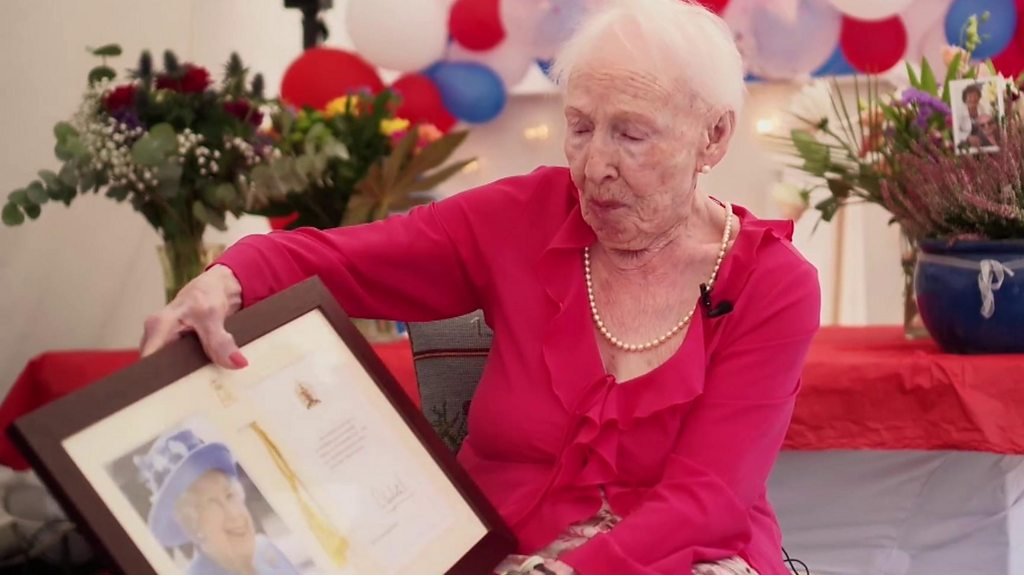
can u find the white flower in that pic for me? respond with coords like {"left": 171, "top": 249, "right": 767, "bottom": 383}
{"left": 770, "top": 181, "right": 809, "bottom": 221}
{"left": 788, "top": 80, "right": 834, "bottom": 128}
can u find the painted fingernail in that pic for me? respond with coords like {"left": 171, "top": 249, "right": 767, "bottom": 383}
{"left": 229, "top": 351, "right": 249, "bottom": 368}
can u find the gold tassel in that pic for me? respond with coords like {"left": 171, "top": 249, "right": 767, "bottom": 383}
{"left": 249, "top": 422, "right": 350, "bottom": 568}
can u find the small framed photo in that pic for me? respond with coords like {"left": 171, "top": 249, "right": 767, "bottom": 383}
{"left": 950, "top": 77, "right": 1006, "bottom": 154}
{"left": 9, "top": 277, "right": 515, "bottom": 574}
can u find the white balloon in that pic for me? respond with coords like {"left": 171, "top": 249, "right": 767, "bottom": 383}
{"left": 499, "top": 0, "right": 593, "bottom": 60}
{"left": 828, "top": 0, "right": 914, "bottom": 21}
{"left": 447, "top": 40, "right": 536, "bottom": 88}
{"left": 901, "top": 0, "right": 954, "bottom": 62}
{"left": 733, "top": 0, "right": 842, "bottom": 81}
{"left": 919, "top": 19, "right": 952, "bottom": 79}
{"left": 346, "top": 0, "right": 448, "bottom": 72}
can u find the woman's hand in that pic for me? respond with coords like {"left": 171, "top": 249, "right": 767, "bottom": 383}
{"left": 139, "top": 264, "right": 248, "bottom": 369}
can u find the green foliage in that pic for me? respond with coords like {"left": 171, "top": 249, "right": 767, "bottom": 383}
{"left": 3, "top": 42, "right": 272, "bottom": 246}
{"left": 249, "top": 90, "right": 473, "bottom": 230}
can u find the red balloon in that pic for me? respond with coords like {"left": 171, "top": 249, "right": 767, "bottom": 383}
{"left": 449, "top": 0, "right": 505, "bottom": 51}
{"left": 840, "top": 16, "right": 907, "bottom": 73}
{"left": 280, "top": 47, "right": 384, "bottom": 110}
{"left": 994, "top": 38, "right": 1024, "bottom": 78}
{"left": 390, "top": 73, "right": 457, "bottom": 132}
{"left": 695, "top": 0, "right": 729, "bottom": 14}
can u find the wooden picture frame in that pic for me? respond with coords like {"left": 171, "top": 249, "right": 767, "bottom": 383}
{"left": 9, "top": 277, "right": 515, "bottom": 574}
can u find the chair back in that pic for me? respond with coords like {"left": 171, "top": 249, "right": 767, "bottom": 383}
{"left": 406, "top": 310, "right": 492, "bottom": 452}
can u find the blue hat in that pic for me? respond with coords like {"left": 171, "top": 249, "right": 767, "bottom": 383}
{"left": 133, "top": 427, "right": 237, "bottom": 547}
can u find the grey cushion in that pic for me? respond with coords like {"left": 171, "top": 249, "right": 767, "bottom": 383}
{"left": 407, "top": 310, "right": 492, "bottom": 452}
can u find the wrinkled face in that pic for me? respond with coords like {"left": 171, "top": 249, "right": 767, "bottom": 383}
{"left": 978, "top": 114, "right": 997, "bottom": 137}
{"left": 177, "top": 471, "right": 256, "bottom": 568}
{"left": 563, "top": 53, "right": 709, "bottom": 250}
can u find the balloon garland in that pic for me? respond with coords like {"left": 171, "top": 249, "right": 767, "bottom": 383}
{"left": 280, "top": 0, "right": 1024, "bottom": 125}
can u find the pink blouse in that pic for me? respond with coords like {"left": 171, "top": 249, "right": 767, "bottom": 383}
{"left": 215, "top": 166, "right": 821, "bottom": 575}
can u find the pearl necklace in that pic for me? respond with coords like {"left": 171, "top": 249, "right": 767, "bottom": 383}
{"left": 584, "top": 202, "right": 733, "bottom": 352}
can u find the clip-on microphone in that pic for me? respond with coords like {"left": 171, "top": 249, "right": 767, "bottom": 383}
{"left": 700, "top": 283, "right": 734, "bottom": 318}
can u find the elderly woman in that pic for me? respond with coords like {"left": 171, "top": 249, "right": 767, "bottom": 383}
{"left": 136, "top": 428, "right": 299, "bottom": 574}
{"left": 140, "top": 0, "right": 820, "bottom": 573}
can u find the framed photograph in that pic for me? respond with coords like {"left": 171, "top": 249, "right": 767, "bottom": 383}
{"left": 950, "top": 77, "right": 1006, "bottom": 154}
{"left": 9, "top": 277, "right": 515, "bottom": 574}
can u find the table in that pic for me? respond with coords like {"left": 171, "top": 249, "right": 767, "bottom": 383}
{"left": 770, "top": 326, "right": 1024, "bottom": 574}
{"left": 2, "top": 326, "right": 1022, "bottom": 574}
{"left": 786, "top": 326, "right": 1024, "bottom": 455}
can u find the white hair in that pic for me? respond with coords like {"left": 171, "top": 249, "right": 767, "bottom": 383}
{"left": 550, "top": 0, "right": 746, "bottom": 115}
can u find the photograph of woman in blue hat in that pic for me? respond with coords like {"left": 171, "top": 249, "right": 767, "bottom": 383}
{"left": 108, "top": 423, "right": 313, "bottom": 574}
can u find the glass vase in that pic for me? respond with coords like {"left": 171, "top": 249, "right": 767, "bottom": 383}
{"left": 899, "top": 228, "right": 930, "bottom": 340}
{"left": 157, "top": 235, "right": 225, "bottom": 303}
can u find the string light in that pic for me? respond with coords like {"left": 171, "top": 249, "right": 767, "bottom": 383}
{"left": 523, "top": 124, "right": 551, "bottom": 141}
{"left": 755, "top": 116, "right": 780, "bottom": 135}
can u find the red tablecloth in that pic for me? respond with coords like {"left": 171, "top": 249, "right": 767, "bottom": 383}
{"left": 0, "top": 341, "right": 419, "bottom": 471}
{"left": 2, "top": 327, "right": 1023, "bottom": 471}
{"left": 785, "top": 326, "right": 1024, "bottom": 454}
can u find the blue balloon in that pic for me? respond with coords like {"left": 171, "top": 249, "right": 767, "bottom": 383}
{"left": 813, "top": 44, "right": 855, "bottom": 77}
{"left": 426, "top": 61, "right": 506, "bottom": 124}
{"left": 536, "top": 58, "right": 554, "bottom": 78}
{"left": 945, "top": 0, "right": 1018, "bottom": 59}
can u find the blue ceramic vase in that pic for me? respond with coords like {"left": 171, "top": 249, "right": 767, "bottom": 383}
{"left": 915, "top": 239, "right": 1024, "bottom": 354}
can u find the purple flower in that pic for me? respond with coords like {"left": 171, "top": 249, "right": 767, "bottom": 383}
{"left": 111, "top": 109, "right": 142, "bottom": 131}
{"left": 901, "top": 88, "right": 951, "bottom": 130}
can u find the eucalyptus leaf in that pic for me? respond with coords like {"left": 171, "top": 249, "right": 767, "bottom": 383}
{"left": 58, "top": 164, "right": 79, "bottom": 187}
{"left": 133, "top": 128, "right": 178, "bottom": 167}
{"left": 53, "top": 122, "right": 78, "bottom": 141}
{"left": 106, "top": 186, "right": 130, "bottom": 201}
{"left": 38, "top": 170, "right": 60, "bottom": 191}
{"left": 80, "top": 170, "right": 97, "bottom": 193}
{"left": 2, "top": 203, "right": 24, "bottom": 226}
{"left": 295, "top": 156, "right": 316, "bottom": 178}
{"left": 213, "top": 183, "right": 236, "bottom": 206}
{"left": 26, "top": 181, "right": 49, "bottom": 204}
{"left": 88, "top": 66, "right": 116, "bottom": 86}
{"left": 192, "top": 201, "right": 210, "bottom": 225}
{"left": 8, "top": 189, "right": 29, "bottom": 207}
{"left": 91, "top": 44, "right": 122, "bottom": 57}
{"left": 24, "top": 204, "right": 41, "bottom": 220}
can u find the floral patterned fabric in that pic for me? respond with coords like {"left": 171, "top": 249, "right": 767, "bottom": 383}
{"left": 496, "top": 493, "right": 757, "bottom": 575}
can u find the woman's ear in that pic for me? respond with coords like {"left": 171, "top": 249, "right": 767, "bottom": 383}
{"left": 702, "top": 110, "right": 736, "bottom": 168}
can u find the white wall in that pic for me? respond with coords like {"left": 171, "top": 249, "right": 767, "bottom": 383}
{"left": 0, "top": 0, "right": 901, "bottom": 396}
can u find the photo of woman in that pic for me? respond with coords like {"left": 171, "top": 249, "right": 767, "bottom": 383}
{"left": 951, "top": 78, "right": 1005, "bottom": 154}
{"left": 106, "top": 420, "right": 316, "bottom": 574}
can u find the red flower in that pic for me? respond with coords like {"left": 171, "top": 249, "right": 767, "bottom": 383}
{"left": 156, "top": 64, "right": 211, "bottom": 93}
{"left": 104, "top": 84, "right": 137, "bottom": 112}
{"left": 224, "top": 100, "right": 263, "bottom": 126}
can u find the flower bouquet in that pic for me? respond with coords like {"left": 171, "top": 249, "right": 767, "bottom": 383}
{"left": 2, "top": 44, "right": 275, "bottom": 302}
{"left": 248, "top": 91, "right": 473, "bottom": 230}
{"left": 766, "top": 13, "right": 1024, "bottom": 349}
